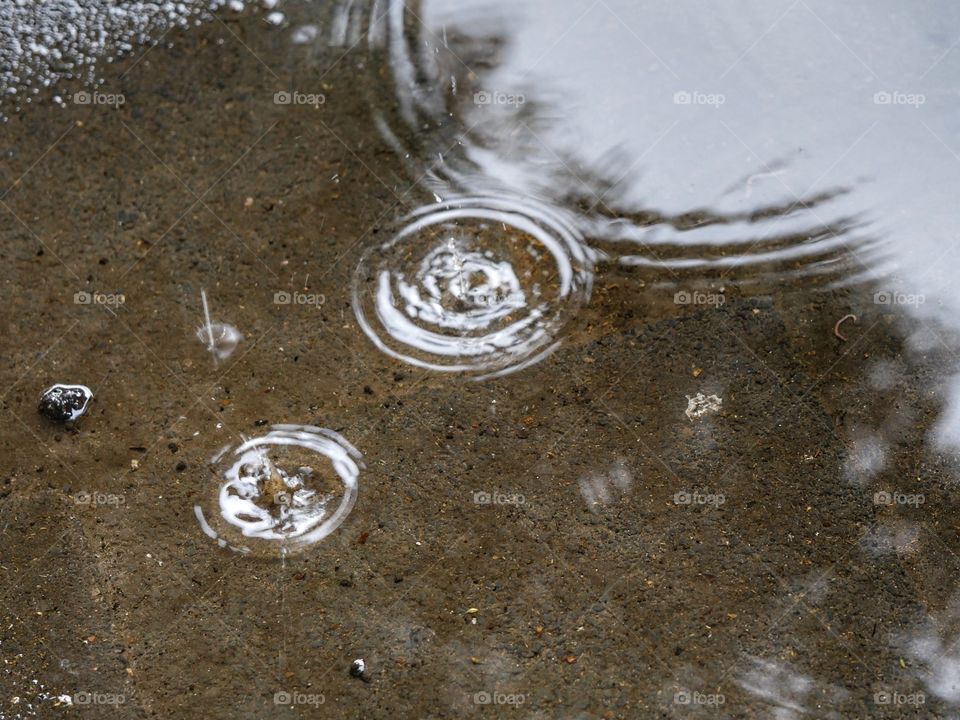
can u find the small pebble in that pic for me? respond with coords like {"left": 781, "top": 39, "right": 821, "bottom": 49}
{"left": 350, "top": 658, "right": 366, "bottom": 679}
{"left": 38, "top": 383, "right": 93, "bottom": 422}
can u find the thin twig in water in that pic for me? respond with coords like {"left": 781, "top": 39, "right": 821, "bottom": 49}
{"left": 201, "top": 289, "right": 218, "bottom": 365}
{"left": 834, "top": 313, "right": 857, "bottom": 341}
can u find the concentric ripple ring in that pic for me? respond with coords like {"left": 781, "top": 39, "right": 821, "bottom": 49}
{"left": 352, "top": 195, "right": 594, "bottom": 378}
{"left": 194, "top": 424, "right": 362, "bottom": 556}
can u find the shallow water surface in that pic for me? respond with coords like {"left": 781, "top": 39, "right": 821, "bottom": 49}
{"left": 2, "top": 0, "right": 960, "bottom": 717}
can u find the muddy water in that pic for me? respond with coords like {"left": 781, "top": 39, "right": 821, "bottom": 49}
{"left": 2, "top": 0, "right": 960, "bottom": 717}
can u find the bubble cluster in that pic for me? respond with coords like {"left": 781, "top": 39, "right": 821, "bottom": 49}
{"left": 194, "top": 425, "right": 362, "bottom": 556}
{"left": 353, "top": 196, "right": 594, "bottom": 378}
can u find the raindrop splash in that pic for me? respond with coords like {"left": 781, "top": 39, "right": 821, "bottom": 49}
{"left": 196, "top": 289, "right": 242, "bottom": 362}
{"left": 352, "top": 195, "right": 594, "bottom": 378}
{"left": 194, "top": 424, "right": 363, "bottom": 557}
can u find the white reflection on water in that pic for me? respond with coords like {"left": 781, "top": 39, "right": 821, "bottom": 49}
{"left": 577, "top": 459, "right": 632, "bottom": 510}
{"left": 364, "top": 0, "right": 960, "bottom": 321}
{"left": 907, "top": 594, "right": 960, "bottom": 704}
{"left": 738, "top": 656, "right": 848, "bottom": 720}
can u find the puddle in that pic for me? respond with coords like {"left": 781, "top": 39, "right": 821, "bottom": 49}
{"left": 5, "top": 0, "right": 960, "bottom": 716}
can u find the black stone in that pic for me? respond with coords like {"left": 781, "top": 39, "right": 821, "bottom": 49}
{"left": 38, "top": 384, "right": 92, "bottom": 423}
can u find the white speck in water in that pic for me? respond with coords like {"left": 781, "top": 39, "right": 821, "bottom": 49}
{"left": 265, "top": 11, "right": 284, "bottom": 26}
{"left": 685, "top": 392, "right": 723, "bottom": 421}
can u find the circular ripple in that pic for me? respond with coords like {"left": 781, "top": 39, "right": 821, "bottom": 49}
{"left": 353, "top": 196, "right": 594, "bottom": 378}
{"left": 194, "top": 425, "right": 362, "bottom": 557}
